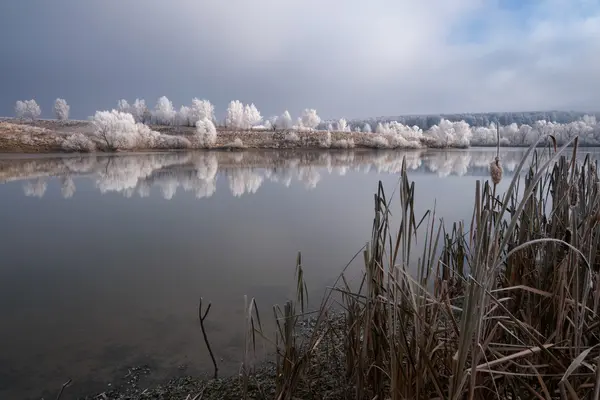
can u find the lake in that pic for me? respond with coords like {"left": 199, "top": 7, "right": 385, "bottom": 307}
{"left": 0, "top": 147, "right": 596, "bottom": 399}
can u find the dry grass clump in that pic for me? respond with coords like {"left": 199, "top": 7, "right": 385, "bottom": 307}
{"left": 238, "top": 134, "right": 600, "bottom": 399}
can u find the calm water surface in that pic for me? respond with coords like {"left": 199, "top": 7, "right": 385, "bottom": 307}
{"left": 1, "top": 147, "right": 598, "bottom": 399}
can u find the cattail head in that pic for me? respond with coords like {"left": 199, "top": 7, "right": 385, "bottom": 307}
{"left": 490, "top": 156, "right": 503, "bottom": 185}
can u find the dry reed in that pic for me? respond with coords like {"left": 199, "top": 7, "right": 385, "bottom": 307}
{"left": 239, "top": 134, "right": 600, "bottom": 399}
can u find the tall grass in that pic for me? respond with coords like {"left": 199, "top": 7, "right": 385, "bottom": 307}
{"left": 243, "top": 136, "right": 600, "bottom": 399}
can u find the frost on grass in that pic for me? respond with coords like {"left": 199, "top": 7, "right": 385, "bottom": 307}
{"left": 225, "top": 137, "right": 245, "bottom": 149}
{"left": 331, "top": 137, "right": 355, "bottom": 149}
{"left": 284, "top": 131, "right": 300, "bottom": 143}
{"left": 363, "top": 135, "right": 390, "bottom": 149}
{"left": 320, "top": 131, "right": 332, "bottom": 148}
{"left": 154, "top": 134, "right": 191, "bottom": 149}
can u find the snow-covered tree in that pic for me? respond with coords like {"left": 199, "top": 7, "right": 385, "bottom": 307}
{"left": 244, "top": 103, "right": 262, "bottom": 128}
{"left": 54, "top": 98, "right": 70, "bottom": 121}
{"left": 301, "top": 109, "right": 321, "bottom": 130}
{"left": 363, "top": 123, "right": 372, "bottom": 133}
{"left": 275, "top": 111, "right": 293, "bottom": 130}
{"left": 226, "top": 100, "right": 245, "bottom": 129}
{"left": 195, "top": 118, "right": 217, "bottom": 148}
{"left": 190, "top": 98, "right": 215, "bottom": 122}
{"left": 153, "top": 96, "right": 176, "bottom": 125}
{"left": 15, "top": 100, "right": 41, "bottom": 121}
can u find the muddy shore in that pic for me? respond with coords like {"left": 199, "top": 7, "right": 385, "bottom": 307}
{"left": 69, "top": 314, "right": 348, "bottom": 400}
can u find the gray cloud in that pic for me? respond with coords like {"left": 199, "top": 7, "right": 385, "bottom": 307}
{"left": 0, "top": 0, "right": 598, "bottom": 120}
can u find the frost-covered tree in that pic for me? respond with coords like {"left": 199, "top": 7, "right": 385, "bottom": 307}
{"left": 275, "top": 111, "right": 293, "bottom": 130}
{"left": 92, "top": 110, "right": 139, "bottom": 150}
{"left": 374, "top": 121, "right": 424, "bottom": 148}
{"left": 153, "top": 96, "right": 176, "bottom": 125}
{"left": 190, "top": 98, "right": 215, "bottom": 123}
{"left": 54, "top": 98, "right": 70, "bottom": 121}
{"left": 244, "top": 103, "right": 262, "bottom": 128}
{"left": 177, "top": 105, "right": 192, "bottom": 126}
{"left": 131, "top": 99, "right": 149, "bottom": 123}
{"left": 226, "top": 100, "right": 245, "bottom": 129}
{"left": 195, "top": 118, "right": 217, "bottom": 148}
{"left": 426, "top": 119, "right": 471, "bottom": 148}
{"left": 15, "top": 100, "right": 41, "bottom": 121}
{"left": 301, "top": 109, "right": 321, "bottom": 130}
{"left": 26, "top": 100, "right": 41, "bottom": 121}
{"left": 92, "top": 110, "right": 190, "bottom": 150}
{"left": 363, "top": 123, "right": 372, "bottom": 133}
{"left": 337, "top": 118, "right": 350, "bottom": 132}
{"left": 117, "top": 99, "right": 131, "bottom": 114}
{"left": 15, "top": 101, "right": 26, "bottom": 120}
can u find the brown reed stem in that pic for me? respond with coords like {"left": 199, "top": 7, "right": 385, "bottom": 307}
{"left": 199, "top": 297, "right": 218, "bottom": 379}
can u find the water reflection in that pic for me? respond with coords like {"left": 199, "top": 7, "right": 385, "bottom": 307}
{"left": 0, "top": 149, "right": 540, "bottom": 200}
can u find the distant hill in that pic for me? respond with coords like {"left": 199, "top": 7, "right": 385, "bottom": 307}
{"left": 322, "top": 111, "right": 600, "bottom": 130}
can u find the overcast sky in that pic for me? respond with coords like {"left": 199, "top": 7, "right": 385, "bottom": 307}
{"left": 1, "top": 0, "right": 599, "bottom": 120}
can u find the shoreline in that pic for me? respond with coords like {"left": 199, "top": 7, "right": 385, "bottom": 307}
{"left": 1, "top": 119, "right": 581, "bottom": 155}
{"left": 73, "top": 313, "right": 346, "bottom": 400}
